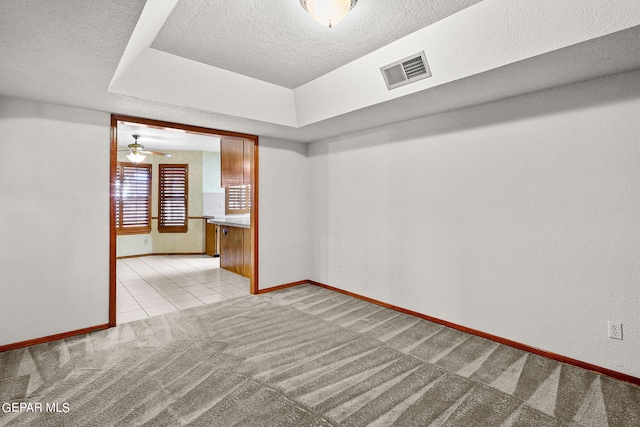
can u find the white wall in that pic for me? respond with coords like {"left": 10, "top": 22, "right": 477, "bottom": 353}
{"left": 308, "top": 70, "right": 640, "bottom": 378}
{"left": 258, "top": 137, "right": 310, "bottom": 289}
{"left": 0, "top": 97, "right": 110, "bottom": 345}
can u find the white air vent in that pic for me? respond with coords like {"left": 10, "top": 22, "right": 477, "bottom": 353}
{"left": 381, "top": 51, "right": 432, "bottom": 90}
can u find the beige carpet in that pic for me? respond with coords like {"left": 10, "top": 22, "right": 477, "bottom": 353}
{"left": 1, "top": 284, "right": 639, "bottom": 426}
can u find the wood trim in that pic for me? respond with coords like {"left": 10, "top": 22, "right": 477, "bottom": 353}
{"left": 116, "top": 229, "right": 152, "bottom": 236}
{"left": 250, "top": 138, "right": 259, "bottom": 294}
{"left": 109, "top": 116, "right": 117, "bottom": 327}
{"left": 307, "top": 280, "right": 640, "bottom": 387}
{"left": 0, "top": 324, "right": 110, "bottom": 353}
{"left": 256, "top": 280, "right": 307, "bottom": 294}
{"left": 112, "top": 115, "right": 259, "bottom": 141}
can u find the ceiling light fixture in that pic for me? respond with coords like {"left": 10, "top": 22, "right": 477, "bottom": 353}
{"left": 126, "top": 151, "right": 146, "bottom": 163}
{"left": 120, "top": 134, "right": 172, "bottom": 163}
{"left": 300, "top": 0, "right": 358, "bottom": 28}
{"left": 126, "top": 134, "right": 146, "bottom": 163}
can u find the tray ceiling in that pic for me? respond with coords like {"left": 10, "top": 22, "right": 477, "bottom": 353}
{"left": 151, "top": 0, "right": 483, "bottom": 88}
{"left": 1, "top": 0, "right": 639, "bottom": 143}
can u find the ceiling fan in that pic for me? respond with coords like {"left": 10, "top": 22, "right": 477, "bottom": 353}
{"left": 120, "top": 134, "right": 172, "bottom": 163}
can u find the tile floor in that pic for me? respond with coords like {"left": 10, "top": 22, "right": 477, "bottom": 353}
{"left": 116, "top": 255, "right": 250, "bottom": 324}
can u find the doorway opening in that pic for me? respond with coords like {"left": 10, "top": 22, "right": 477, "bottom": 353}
{"left": 109, "top": 115, "right": 259, "bottom": 326}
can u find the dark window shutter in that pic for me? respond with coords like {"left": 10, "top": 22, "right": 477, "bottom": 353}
{"left": 115, "top": 162, "right": 151, "bottom": 235}
{"left": 159, "top": 164, "right": 188, "bottom": 233}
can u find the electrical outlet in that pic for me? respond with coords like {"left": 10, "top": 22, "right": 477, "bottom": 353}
{"left": 608, "top": 321, "right": 623, "bottom": 340}
{"left": 337, "top": 263, "right": 342, "bottom": 272}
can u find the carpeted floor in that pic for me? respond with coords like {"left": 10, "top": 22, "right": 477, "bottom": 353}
{"left": 1, "top": 284, "right": 639, "bottom": 426}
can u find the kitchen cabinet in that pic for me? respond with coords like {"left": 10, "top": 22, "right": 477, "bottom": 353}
{"left": 221, "top": 137, "right": 253, "bottom": 187}
{"left": 242, "top": 228, "right": 251, "bottom": 278}
{"left": 205, "top": 222, "right": 219, "bottom": 257}
{"left": 220, "top": 225, "right": 246, "bottom": 277}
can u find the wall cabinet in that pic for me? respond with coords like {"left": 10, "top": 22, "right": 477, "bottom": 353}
{"left": 221, "top": 137, "right": 252, "bottom": 187}
{"left": 220, "top": 225, "right": 251, "bottom": 278}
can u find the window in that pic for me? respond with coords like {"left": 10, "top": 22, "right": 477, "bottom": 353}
{"left": 158, "top": 164, "right": 188, "bottom": 233}
{"left": 115, "top": 162, "right": 151, "bottom": 235}
{"left": 225, "top": 185, "right": 251, "bottom": 215}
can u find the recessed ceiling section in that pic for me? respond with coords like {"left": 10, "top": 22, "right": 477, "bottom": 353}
{"left": 108, "top": 0, "right": 640, "bottom": 133}
{"left": 150, "top": 0, "right": 484, "bottom": 89}
{"left": 3, "top": 0, "right": 640, "bottom": 144}
{"left": 109, "top": 47, "right": 298, "bottom": 127}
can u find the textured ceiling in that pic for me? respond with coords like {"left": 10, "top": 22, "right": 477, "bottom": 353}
{"left": 152, "top": 0, "right": 483, "bottom": 88}
{"left": 0, "top": 0, "right": 145, "bottom": 110}
{"left": 1, "top": 0, "right": 639, "bottom": 143}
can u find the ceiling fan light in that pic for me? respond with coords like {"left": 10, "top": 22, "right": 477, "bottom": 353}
{"left": 127, "top": 151, "right": 146, "bottom": 163}
{"left": 300, "top": 0, "right": 357, "bottom": 28}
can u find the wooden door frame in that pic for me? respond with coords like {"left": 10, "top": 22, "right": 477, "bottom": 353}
{"left": 109, "top": 115, "right": 259, "bottom": 327}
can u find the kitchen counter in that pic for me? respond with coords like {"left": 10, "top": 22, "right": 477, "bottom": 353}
{"left": 205, "top": 216, "right": 250, "bottom": 229}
